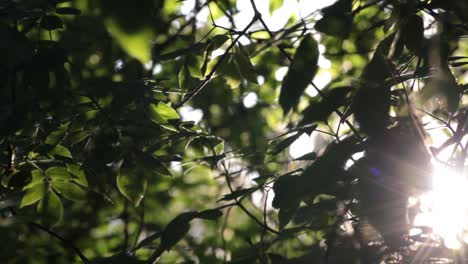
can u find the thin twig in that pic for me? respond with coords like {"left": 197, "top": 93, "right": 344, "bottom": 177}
{"left": 175, "top": 16, "right": 259, "bottom": 108}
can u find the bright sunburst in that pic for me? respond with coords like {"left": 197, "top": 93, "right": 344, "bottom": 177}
{"left": 412, "top": 128, "right": 468, "bottom": 249}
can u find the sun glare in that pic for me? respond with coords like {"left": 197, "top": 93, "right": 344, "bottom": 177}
{"left": 414, "top": 164, "right": 468, "bottom": 249}
{"left": 411, "top": 127, "right": 468, "bottom": 249}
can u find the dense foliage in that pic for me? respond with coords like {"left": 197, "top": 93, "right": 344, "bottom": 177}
{"left": 1, "top": 0, "right": 467, "bottom": 263}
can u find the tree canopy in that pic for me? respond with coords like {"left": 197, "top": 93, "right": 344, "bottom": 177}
{"left": 1, "top": 0, "right": 468, "bottom": 263}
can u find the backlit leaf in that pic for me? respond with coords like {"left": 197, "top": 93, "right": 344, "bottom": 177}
{"left": 37, "top": 190, "right": 63, "bottom": 226}
{"left": 66, "top": 164, "right": 88, "bottom": 187}
{"left": 116, "top": 169, "right": 147, "bottom": 206}
{"left": 150, "top": 102, "right": 180, "bottom": 124}
{"left": 51, "top": 180, "right": 87, "bottom": 201}
{"left": 48, "top": 144, "right": 72, "bottom": 159}
{"left": 23, "top": 170, "right": 46, "bottom": 190}
{"left": 46, "top": 167, "right": 73, "bottom": 181}
{"left": 20, "top": 182, "right": 47, "bottom": 208}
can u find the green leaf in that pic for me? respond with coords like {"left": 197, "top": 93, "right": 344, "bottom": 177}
{"left": 116, "top": 169, "right": 147, "bottom": 206}
{"left": 219, "top": 188, "right": 256, "bottom": 201}
{"left": 199, "top": 136, "right": 224, "bottom": 155}
{"left": 20, "top": 182, "right": 47, "bottom": 208}
{"left": 23, "top": 170, "right": 46, "bottom": 190}
{"left": 48, "top": 144, "right": 72, "bottom": 159}
{"left": 40, "top": 15, "right": 63, "bottom": 30}
{"left": 67, "top": 131, "right": 92, "bottom": 145}
{"left": 269, "top": 0, "right": 284, "bottom": 14}
{"left": 37, "top": 190, "right": 63, "bottom": 226}
{"left": 45, "top": 123, "right": 69, "bottom": 145}
{"left": 66, "top": 164, "right": 88, "bottom": 187}
{"left": 104, "top": 20, "right": 154, "bottom": 64}
{"left": 178, "top": 64, "right": 198, "bottom": 90}
{"left": 265, "top": 133, "right": 302, "bottom": 162}
{"left": 56, "top": 7, "right": 81, "bottom": 15}
{"left": 279, "top": 34, "right": 319, "bottom": 114}
{"left": 46, "top": 167, "right": 73, "bottom": 181}
{"left": 149, "top": 102, "right": 180, "bottom": 124}
{"left": 51, "top": 180, "right": 87, "bottom": 201}
{"left": 196, "top": 209, "right": 223, "bottom": 220}
{"left": 186, "top": 54, "right": 204, "bottom": 78}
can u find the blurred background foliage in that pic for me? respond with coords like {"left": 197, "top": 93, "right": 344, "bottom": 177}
{"left": 0, "top": 0, "right": 467, "bottom": 263}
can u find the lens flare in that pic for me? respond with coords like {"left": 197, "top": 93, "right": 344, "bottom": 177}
{"left": 414, "top": 164, "right": 468, "bottom": 249}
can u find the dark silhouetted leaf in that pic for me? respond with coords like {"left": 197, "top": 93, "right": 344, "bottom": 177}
{"left": 272, "top": 175, "right": 304, "bottom": 209}
{"left": 209, "top": 35, "right": 229, "bottom": 49}
{"left": 56, "top": 7, "right": 81, "bottom": 15}
{"left": 315, "top": 0, "right": 353, "bottom": 38}
{"left": 219, "top": 188, "right": 256, "bottom": 201}
{"left": 0, "top": 25, "right": 34, "bottom": 66}
{"left": 294, "top": 152, "right": 317, "bottom": 161}
{"left": 159, "top": 212, "right": 197, "bottom": 252}
{"left": 279, "top": 34, "right": 319, "bottom": 114}
{"left": 40, "top": 15, "right": 63, "bottom": 30}
{"left": 233, "top": 50, "right": 257, "bottom": 83}
{"left": 403, "top": 15, "right": 424, "bottom": 55}
{"left": 91, "top": 254, "right": 144, "bottom": 264}
{"left": 300, "top": 86, "right": 352, "bottom": 126}
{"left": 265, "top": 133, "right": 302, "bottom": 162}
{"left": 450, "top": 61, "right": 468, "bottom": 67}
{"left": 134, "top": 231, "right": 162, "bottom": 250}
{"left": 278, "top": 204, "right": 299, "bottom": 229}
{"left": 196, "top": 209, "right": 223, "bottom": 220}
{"left": 218, "top": 53, "right": 243, "bottom": 88}
{"left": 3, "top": 170, "right": 31, "bottom": 189}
